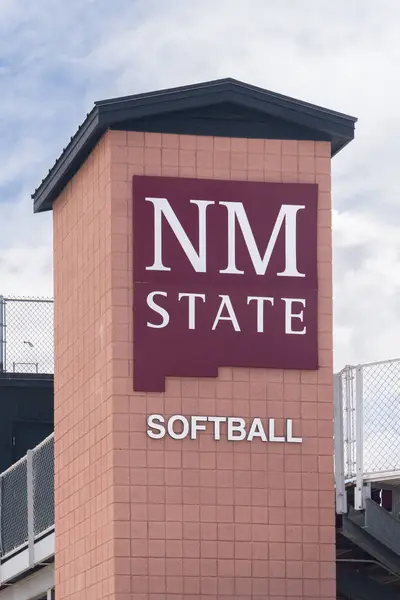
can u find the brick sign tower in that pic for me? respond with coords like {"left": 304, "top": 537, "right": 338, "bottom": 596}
{"left": 33, "top": 79, "right": 356, "bottom": 599}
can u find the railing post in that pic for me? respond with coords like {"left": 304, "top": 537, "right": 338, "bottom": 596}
{"left": 27, "top": 449, "right": 34, "bottom": 567}
{"left": 354, "top": 365, "right": 364, "bottom": 510}
{"left": 334, "top": 373, "right": 347, "bottom": 514}
{"left": 344, "top": 366, "right": 354, "bottom": 479}
{"left": 0, "top": 296, "right": 5, "bottom": 373}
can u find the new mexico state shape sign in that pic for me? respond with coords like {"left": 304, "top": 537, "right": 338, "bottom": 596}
{"left": 133, "top": 175, "right": 318, "bottom": 392}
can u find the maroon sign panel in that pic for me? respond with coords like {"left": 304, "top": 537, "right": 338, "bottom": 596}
{"left": 133, "top": 176, "right": 318, "bottom": 392}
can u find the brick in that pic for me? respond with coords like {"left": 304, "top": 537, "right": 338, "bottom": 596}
{"left": 54, "top": 130, "right": 335, "bottom": 597}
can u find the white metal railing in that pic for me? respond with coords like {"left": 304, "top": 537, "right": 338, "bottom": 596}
{"left": 334, "top": 358, "right": 400, "bottom": 513}
{"left": 0, "top": 433, "right": 54, "bottom": 562}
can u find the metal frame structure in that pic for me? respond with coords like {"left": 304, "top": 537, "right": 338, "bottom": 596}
{"left": 335, "top": 357, "right": 400, "bottom": 513}
{"left": 0, "top": 564, "right": 54, "bottom": 599}
{"left": 0, "top": 434, "right": 54, "bottom": 585}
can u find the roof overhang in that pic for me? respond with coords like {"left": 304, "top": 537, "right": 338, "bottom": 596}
{"left": 32, "top": 78, "right": 357, "bottom": 213}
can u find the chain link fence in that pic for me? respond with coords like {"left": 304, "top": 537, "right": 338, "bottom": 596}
{"left": 0, "top": 433, "right": 54, "bottom": 558}
{"left": 336, "top": 359, "right": 400, "bottom": 481}
{"left": 0, "top": 296, "right": 54, "bottom": 374}
{"left": 335, "top": 358, "right": 400, "bottom": 512}
{"left": 0, "top": 458, "right": 28, "bottom": 555}
{"left": 33, "top": 436, "right": 54, "bottom": 537}
{"left": 362, "top": 359, "right": 400, "bottom": 474}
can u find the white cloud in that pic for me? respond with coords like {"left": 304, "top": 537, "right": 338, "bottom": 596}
{"left": 1, "top": 0, "right": 400, "bottom": 370}
{"left": 0, "top": 138, "right": 49, "bottom": 188}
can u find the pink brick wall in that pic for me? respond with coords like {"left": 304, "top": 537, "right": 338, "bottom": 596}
{"left": 53, "top": 136, "right": 116, "bottom": 599}
{"left": 53, "top": 130, "right": 334, "bottom": 599}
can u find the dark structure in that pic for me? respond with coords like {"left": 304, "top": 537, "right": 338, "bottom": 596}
{"left": 0, "top": 373, "right": 53, "bottom": 472}
{"left": 336, "top": 489, "right": 400, "bottom": 599}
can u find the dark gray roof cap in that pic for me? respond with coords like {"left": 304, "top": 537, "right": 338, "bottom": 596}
{"left": 33, "top": 77, "right": 357, "bottom": 213}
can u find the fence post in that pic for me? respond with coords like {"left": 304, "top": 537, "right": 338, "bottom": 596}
{"left": 334, "top": 373, "right": 347, "bottom": 514}
{"left": 0, "top": 296, "right": 4, "bottom": 373}
{"left": 344, "top": 366, "right": 354, "bottom": 479}
{"left": 27, "top": 449, "right": 34, "bottom": 567}
{"left": 354, "top": 365, "right": 364, "bottom": 510}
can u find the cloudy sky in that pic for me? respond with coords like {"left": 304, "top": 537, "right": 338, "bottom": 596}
{"left": 1, "top": 0, "right": 399, "bottom": 370}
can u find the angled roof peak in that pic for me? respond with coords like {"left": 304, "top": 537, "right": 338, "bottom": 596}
{"left": 94, "top": 76, "right": 241, "bottom": 105}
{"left": 33, "top": 77, "right": 357, "bottom": 213}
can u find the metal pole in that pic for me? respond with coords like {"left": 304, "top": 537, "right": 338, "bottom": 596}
{"left": 344, "top": 366, "right": 353, "bottom": 479}
{"left": 0, "top": 296, "right": 4, "bottom": 373}
{"left": 27, "top": 450, "right": 34, "bottom": 567}
{"left": 47, "top": 588, "right": 52, "bottom": 600}
{"left": 334, "top": 373, "right": 347, "bottom": 514}
{"left": 354, "top": 365, "right": 364, "bottom": 510}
